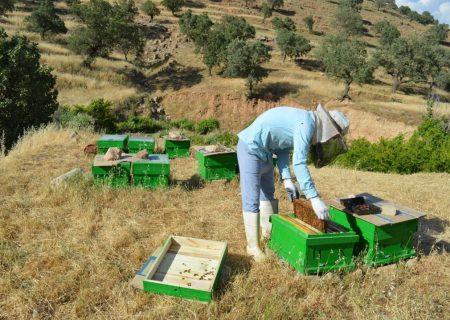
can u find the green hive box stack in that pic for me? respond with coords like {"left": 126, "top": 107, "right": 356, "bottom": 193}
{"left": 196, "top": 148, "right": 237, "bottom": 181}
{"left": 328, "top": 194, "right": 426, "bottom": 267}
{"left": 164, "top": 138, "right": 190, "bottom": 158}
{"left": 92, "top": 155, "right": 131, "bottom": 187}
{"left": 96, "top": 134, "right": 129, "bottom": 154}
{"left": 132, "top": 154, "right": 170, "bottom": 189}
{"left": 128, "top": 136, "right": 155, "bottom": 154}
{"left": 269, "top": 214, "right": 359, "bottom": 275}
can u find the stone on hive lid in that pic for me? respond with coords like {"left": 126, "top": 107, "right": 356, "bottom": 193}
{"left": 103, "top": 147, "right": 122, "bottom": 161}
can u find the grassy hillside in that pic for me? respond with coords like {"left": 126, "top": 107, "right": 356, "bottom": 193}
{"left": 1, "top": 0, "right": 449, "bottom": 140}
{"left": 0, "top": 126, "right": 449, "bottom": 319}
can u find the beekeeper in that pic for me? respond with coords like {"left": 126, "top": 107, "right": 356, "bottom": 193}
{"left": 237, "top": 104, "right": 350, "bottom": 261}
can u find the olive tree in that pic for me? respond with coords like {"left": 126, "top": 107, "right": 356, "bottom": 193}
{"left": 276, "top": 28, "right": 311, "bottom": 61}
{"left": 0, "top": 0, "right": 14, "bottom": 16}
{"left": 141, "top": 0, "right": 160, "bottom": 22}
{"left": 317, "top": 35, "right": 374, "bottom": 100}
{"left": 303, "top": 15, "right": 314, "bottom": 33}
{"left": 0, "top": 29, "right": 58, "bottom": 150}
{"left": 334, "top": 2, "right": 364, "bottom": 36}
{"left": 25, "top": 0, "right": 67, "bottom": 39}
{"left": 161, "top": 0, "right": 184, "bottom": 16}
{"left": 261, "top": 2, "right": 272, "bottom": 21}
{"left": 373, "top": 20, "right": 400, "bottom": 46}
{"left": 68, "top": 0, "right": 116, "bottom": 67}
{"left": 179, "top": 10, "right": 213, "bottom": 48}
{"left": 223, "top": 39, "right": 271, "bottom": 96}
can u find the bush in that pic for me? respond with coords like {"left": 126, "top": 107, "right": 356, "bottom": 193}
{"left": 195, "top": 119, "right": 220, "bottom": 134}
{"left": 75, "top": 99, "right": 116, "bottom": 132}
{"left": 59, "top": 108, "right": 95, "bottom": 131}
{"left": 335, "top": 116, "right": 450, "bottom": 174}
{"left": 115, "top": 116, "right": 164, "bottom": 133}
{"left": 170, "top": 118, "right": 195, "bottom": 131}
{"left": 190, "top": 131, "right": 238, "bottom": 147}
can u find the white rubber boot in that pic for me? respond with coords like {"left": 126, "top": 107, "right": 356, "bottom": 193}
{"left": 260, "top": 199, "right": 278, "bottom": 239}
{"left": 242, "top": 211, "right": 265, "bottom": 262}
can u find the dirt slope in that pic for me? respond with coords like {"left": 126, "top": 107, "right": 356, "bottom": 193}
{"left": 0, "top": 127, "right": 448, "bottom": 319}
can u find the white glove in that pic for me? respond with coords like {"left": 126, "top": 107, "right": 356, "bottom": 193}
{"left": 310, "top": 197, "right": 330, "bottom": 220}
{"left": 283, "top": 179, "right": 299, "bottom": 202}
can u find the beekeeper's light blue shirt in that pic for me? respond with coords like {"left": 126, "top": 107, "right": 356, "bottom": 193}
{"left": 238, "top": 107, "right": 318, "bottom": 199}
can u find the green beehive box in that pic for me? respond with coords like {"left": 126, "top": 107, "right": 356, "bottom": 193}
{"left": 92, "top": 156, "right": 131, "bottom": 187}
{"left": 128, "top": 136, "right": 155, "bottom": 154}
{"left": 97, "top": 134, "right": 129, "bottom": 154}
{"left": 328, "top": 194, "right": 426, "bottom": 267}
{"left": 140, "top": 235, "right": 228, "bottom": 303}
{"left": 269, "top": 214, "right": 359, "bottom": 275}
{"left": 196, "top": 149, "right": 237, "bottom": 181}
{"left": 132, "top": 154, "right": 170, "bottom": 189}
{"left": 164, "top": 138, "right": 191, "bottom": 158}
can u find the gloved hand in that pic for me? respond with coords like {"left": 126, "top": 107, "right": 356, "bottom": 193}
{"left": 283, "top": 179, "right": 299, "bottom": 202}
{"left": 310, "top": 197, "right": 330, "bottom": 220}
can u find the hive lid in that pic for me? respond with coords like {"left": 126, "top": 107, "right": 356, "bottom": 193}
{"left": 133, "top": 154, "right": 170, "bottom": 164}
{"left": 98, "top": 134, "right": 129, "bottom": 141}
{"left": 327, "top": 193, "right": 426, "bottom": 226}
{"left": 195, "top": 145, "right": 235, "bottom": 155}
{"left": 129, "top": 136, "right": 155, "bottom": 142}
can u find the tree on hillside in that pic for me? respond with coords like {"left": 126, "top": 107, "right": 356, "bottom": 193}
{"left": 220, "top": 15, "right": 255, "bottom": 42}
{"left": 223, "top": 39, "right": 271, "bottom": 96}
{"left": 413, "top": 40, "right": 449, "bottom": 92}
{"left": 268, "top": 0, "right": 284, "bottom": 11}
{"left": 373, "top": 20, "right": 400, "bottom": 46}
{"left": 334, "top": 3, "right": 365, "bottom": 36}
{"left": 244, "top": 0, "right": 256, "bottom": 8}
{"left": 0, "top": 29, "right": 58, "bottom": 150}
{"left": 272, "top": 17, "right": 296, "bottom": 31}
{"left": 303, "top": 15, "right": 314, "bottom": 34}
{"left": 141, "top": 0, "right": 160, "bottom": 22}
{"left": 111, "top": 0, "right": 145, "bottom": 61}
{"left": 161, "top": 0, "right": 184, "bottom": 16}
{"left": 68, "top": 0, "right": 116, "bottom": 67}
{"left": 276, "top": 28, "right": 311, "bottom": 61}
{"left": 374, "top": 36, "right": 448, "bottom": 93}
{"left": 202, "top": 29, "right": 228, "bottom": 75}
{"left": 200, "top": 15, "right": 256, "bottom": 75}
{"left": 317, "top": 35, "right": 374, "bottom": 100}
{"left": 261, "top": 2, "right": 272, "bottom": 21}
{"left": 425, "top": 23, "right": 449, "bottom": 45}
{"left": 340, "top": 0, "right": 363, "bottom": 11}
{"left": 0, "top": 0, "right": 14, "bottom": 16}
{"left": 25, "top": 0, "right": 67, "bottom": 39}
{"left": 374, "top": 0, "right": 385, "bottom": 11}
{"left": 179, "top": 10, "right": 213, "bottom": 48}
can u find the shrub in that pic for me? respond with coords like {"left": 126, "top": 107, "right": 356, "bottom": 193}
{"left": 59, "top": 108, "right": 95, "bottom": 131}
{"left": 303, "top": 15, "right": 314, "bottom": 33}
{"left": 170, "top": 118, "right": 195, "bottom": 131}
{"left": 116, "top": 116, "right": 164, "bottom": 133}
{"left": 335, "top": 116, "right": 450, "bottom": 174}
{"left": 195, "top": 119, "right": 220, "bottom": 134}
{"left": 190, "top": 131, "right": 238, "bottom": 147}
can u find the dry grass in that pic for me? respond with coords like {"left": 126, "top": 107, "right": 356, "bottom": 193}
{"left": 0, "top": 126, "right": 448, "bottom": 319}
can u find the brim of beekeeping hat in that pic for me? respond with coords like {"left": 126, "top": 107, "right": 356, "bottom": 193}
{"left": 316, "top": 104, "right": 348, "bottom": 150}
